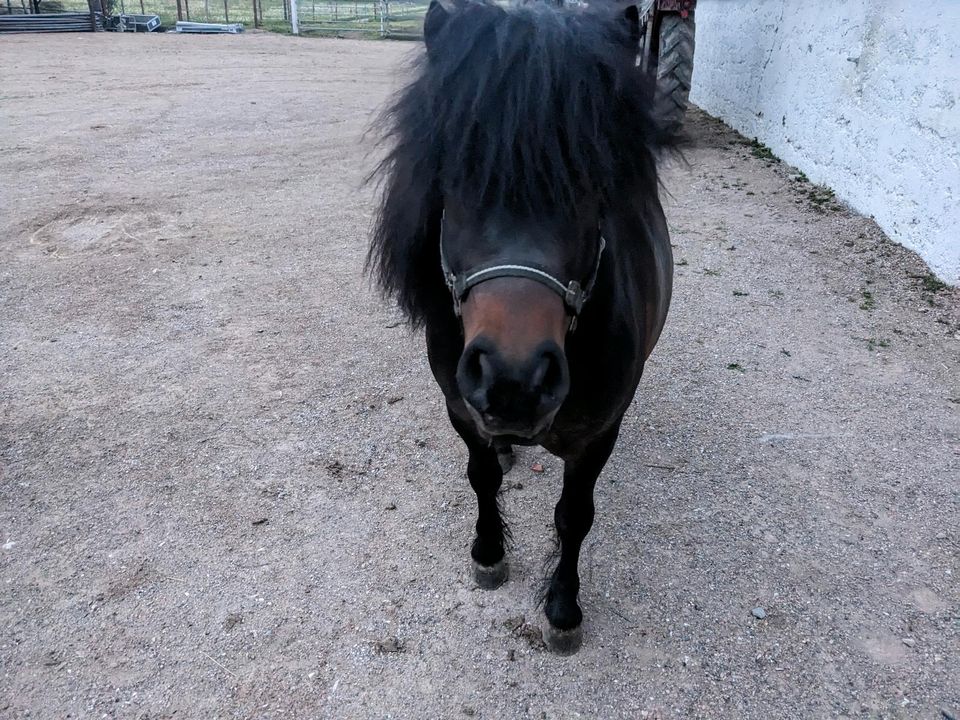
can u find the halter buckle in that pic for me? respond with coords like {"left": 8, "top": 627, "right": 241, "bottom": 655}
{"left": 445, "top": 272, "right": 462, "bottom": 316}
{"left": 564, "top": 281, "right": 584, "bottom": 315}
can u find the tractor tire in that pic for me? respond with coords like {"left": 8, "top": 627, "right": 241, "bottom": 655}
{"left": 654, "top": 12, "right": 695, "bottom": 137}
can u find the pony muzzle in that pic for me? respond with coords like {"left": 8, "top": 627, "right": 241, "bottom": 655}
{"left": 456, "top": 336, "right": 570, "bottom": 439}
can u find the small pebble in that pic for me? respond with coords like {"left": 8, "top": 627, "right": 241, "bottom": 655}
{"left": 462, "top": 706, "right": 475, "bottom": 716}
{"left": 222, "top": 612, "right": 244, "bottom": 631}
{"left": 901, "top": 637, "right": 916, "bottom": 647}
{"left": 503, "top": 615, "right": 525, "bottom": 632}
{"left": 374, "top": 636, "right": 403, "bottom": 654}
{"left": 385, "top": 502, "right": 397, "bottom": 510}
{"left": 941, "top": 707, "right": 958, "bottom": 720}
{"left": 531, "top": 463, "right": 544, "bottom": 473}
{"left": 751, "top": 607, "right": 767, "bottom": 619}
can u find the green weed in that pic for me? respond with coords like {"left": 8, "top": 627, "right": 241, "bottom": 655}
{"left": 917, "top": 273, "right": 948, "bottom": 293}
{"left": 749, "top": 138, "right": 778, "bottom": 162}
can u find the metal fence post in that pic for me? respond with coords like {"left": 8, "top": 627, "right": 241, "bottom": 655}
{"left": 290, "top": 0, "right": 298, "bottom": 33}
{"left": 86, "top": 0, "right": 101, "bottom": 30}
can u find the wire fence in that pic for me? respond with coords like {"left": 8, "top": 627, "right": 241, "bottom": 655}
{"left": 5, "top": 0, "right": 427, "bottom": 35}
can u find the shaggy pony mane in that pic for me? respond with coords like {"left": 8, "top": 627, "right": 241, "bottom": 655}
{"left": 368, "top": 0, "right": 663, "bottom": 325}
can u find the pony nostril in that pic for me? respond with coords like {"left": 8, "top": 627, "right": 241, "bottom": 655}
{"left": 462, "top": 347, "right": 484, "bottom": 387}
{"left": 478, "top": 353, "right": 495, "bottom": 384}
{"left": 531, "top": 355, "right": 550, "bottom": 389}
{"left": 457, "top": 343, "right": 493, "bottom": 411}
{"left": 532, "top": 348, "right": 568, "bottom": 401}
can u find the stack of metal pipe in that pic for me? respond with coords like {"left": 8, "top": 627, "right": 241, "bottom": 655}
{"left": 174, "top": 20, "right": 244, "bottom": 33}
{"left": 0, "top": 12, "right": 103, "bottom": 32}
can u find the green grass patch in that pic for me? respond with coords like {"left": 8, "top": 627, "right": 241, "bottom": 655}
{"left": 806, "top": 185, "right": 840, "bottom": 213}
{"left": 917, "top": 273, "right": 948, "bottom": 293}
{"left": 749, "top": 138, "right": 778, "bottom": 162}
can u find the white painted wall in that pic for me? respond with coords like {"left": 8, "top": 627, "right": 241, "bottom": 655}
{"left": 689, "top": 0, "right": 960, "bottom": 284}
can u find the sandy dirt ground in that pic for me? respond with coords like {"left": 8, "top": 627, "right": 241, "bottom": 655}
{"left": 1, "top": 32, "right": 958, "bottom": 720}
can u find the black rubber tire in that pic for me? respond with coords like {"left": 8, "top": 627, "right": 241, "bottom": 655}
{"left": 654, "top": 12, "right": 696, "bottom": 137}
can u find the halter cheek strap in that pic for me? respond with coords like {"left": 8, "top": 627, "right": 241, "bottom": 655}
{"left": 438, "top": 211, "right": 606, "bottom": 332}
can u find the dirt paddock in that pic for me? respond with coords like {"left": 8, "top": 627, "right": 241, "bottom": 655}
{"left": 1, "top": 32, "right": 958, "bottom": 719}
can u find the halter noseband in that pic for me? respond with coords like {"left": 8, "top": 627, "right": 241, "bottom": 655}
{"left": 438, "top": 211, "right": 606, "bottom": 332}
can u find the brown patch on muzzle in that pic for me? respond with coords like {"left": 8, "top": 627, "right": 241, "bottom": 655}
{"left": 460, "top": 277, "right": 568, "bottom": 357}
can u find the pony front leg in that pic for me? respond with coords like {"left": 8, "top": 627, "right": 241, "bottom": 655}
{"left": 448, "top": 408, "right": 509, "bottom": 589}
{"left": 543, "top": 421, "right": 622, "bottom": 654}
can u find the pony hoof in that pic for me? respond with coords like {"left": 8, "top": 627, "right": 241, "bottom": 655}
{"left": 473, "top": 559, "right": 508, "bottom": 589}
{"left": 542, "top": 623, "right": 583, "bottom": 656}
{"left": 497, "top": 448, "right": 515, "bottom": 474}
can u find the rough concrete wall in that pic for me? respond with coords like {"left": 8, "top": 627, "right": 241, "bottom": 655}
{"left": 689, "top": 1, "right": 960, "bottom": 284}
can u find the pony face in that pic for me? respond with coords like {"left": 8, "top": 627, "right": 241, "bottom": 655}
{"left": 441, "top": 201, "right": 603, "bottom": 439}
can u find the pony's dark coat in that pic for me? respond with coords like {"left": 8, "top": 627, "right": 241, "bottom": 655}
{"left": 367, "top": 0, "right": 675, "bottom": 653}
{"left": 369, "top": 0, "right": 663, "bottom": 325}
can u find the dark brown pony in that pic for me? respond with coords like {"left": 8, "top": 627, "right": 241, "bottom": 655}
{"left": 368, "top": 0, "right": 673, "bottom": 654}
